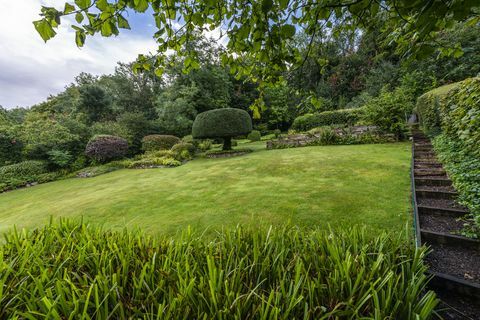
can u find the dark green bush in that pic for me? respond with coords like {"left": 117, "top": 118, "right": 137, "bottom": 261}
{"left": 363, "top": 86, "right": 413, "bottom": 139}
{"left": 141, "top": 134, "right": 180, "bottom": 151}
{"left": 247, "top": 130, "right": 261, "bottom": 141}
{"left": 292, "top": 108, "right": 364, "bottom": 132}
{"left": 85, "top": 135, "right": 129, "bottom": 163}
{"left": 0, "top": 220, "right": 438, "bottom": 319}
{"left": 0, "top": 128, "right": 22, "bottom": 166}
{"left": 192, "top": 108, "right": 252, "bottom": 150}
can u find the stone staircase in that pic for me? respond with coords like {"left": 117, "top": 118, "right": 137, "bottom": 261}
{"left": 411, "top": 129, "right": 480, "bottom": 319}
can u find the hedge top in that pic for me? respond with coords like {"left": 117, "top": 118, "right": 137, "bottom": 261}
{"left": 192, "top": 108, "right": 252, "bottom": 139}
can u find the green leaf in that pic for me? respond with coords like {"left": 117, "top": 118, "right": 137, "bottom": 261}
{"left": 74, "top": 0, "right": 91, "bottom": 10}
{"left": 101, "top": 22, "right": 113, "bottom": 36}
{"left": 75, "top": 12, "right": 84, "bottom": 23}
{"left": 133, "top": 0, "right": 149, "bottom": 12}
{"left": 262, "top": 0, "right": 273, "bottom": 13}
{"left": 117, "top": 15, "right": 131, "bottom": 29}
{"left": 33, "top": 19, "right": 57, "bottom": 42}
{"left": 75, "top": 30, "right": 86, "bottom": 47}
{"left": 64, "top": 3, "right": 76, "bottom": 14}
{"left": 96, "top": 0, "right": 109, "bottom": 11}
{"left": 281, "top": 24, "right": 295, "bottom": 38}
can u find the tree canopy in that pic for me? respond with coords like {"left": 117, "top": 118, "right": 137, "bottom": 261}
{"left": 34, "top": 0, "right": 479, "bottom": 84}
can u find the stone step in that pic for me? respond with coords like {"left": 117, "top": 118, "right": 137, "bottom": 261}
{"left": 416, "top": 188, "right": 457, "bottom": 200}
{"left": 415, "top": 177, "right": 452, "bottom": 187}
{"left": 417, "top": 205, "right": 468, "bottom": 218}
{"left": 414, "top": 169, "right": 446, "bottom": 176}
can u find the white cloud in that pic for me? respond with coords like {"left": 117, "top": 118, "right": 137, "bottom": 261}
{"left": 0, "top": 0, "right": 158, "bottom": 109}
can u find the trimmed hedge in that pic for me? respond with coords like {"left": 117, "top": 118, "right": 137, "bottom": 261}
{"left": 85, "top": 135, "right": 129, "bottom": 163}
{"left": 417, "top": 78, "right": 480, "bottom": 237}
{"left": 192, "top": 108, "right": 252, "bottom": 139}
{"left": 417, "top": 78, "right": 479, "bottom": 156}
{"left": 416, "top": 82, "right": 460, "bottom": 135}
{"left": 0, "top": 220, "right": 438, "bottom": 318}
{"left": 142, "top": 134, "right": 181, "bottom": 151}
{"left": 292, "top": 108, "right": 364, "bottom": 132}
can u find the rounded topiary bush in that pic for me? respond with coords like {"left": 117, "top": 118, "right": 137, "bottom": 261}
{"left": 85, "top": 135, "right": 128, "bottom": 163}
{"left": 192, "top": 108, "right": 252, "bottom": 150}
{"left": 247, "top": 130, "right": 261, "bottom": 142}
{"left": 142, "top": 135, "right": 180, "bottom": 152}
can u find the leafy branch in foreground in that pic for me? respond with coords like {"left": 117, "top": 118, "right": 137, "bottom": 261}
{"left": 33, "top": 0, "right": 479, "bottom": 82}
{"left": 0, "top": 219, "right": 438, "bottom": 318}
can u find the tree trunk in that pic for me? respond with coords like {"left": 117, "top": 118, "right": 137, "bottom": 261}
{"left": 223, "top": 137, "right": 232, "bottom": 150}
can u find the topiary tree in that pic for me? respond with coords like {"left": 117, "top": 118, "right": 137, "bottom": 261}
{"left": 192, "top": 108, "right": 252, "bottom": 150}
{"left": 141, "top": 135, "right": 180, "bottom": 152}
{"left": 85, "top": 135, "right": 128, "bottom": 163}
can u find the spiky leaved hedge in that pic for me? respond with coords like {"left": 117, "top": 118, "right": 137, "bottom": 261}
{"left": 0, "top": 220, "right": 438, "bottom": 319}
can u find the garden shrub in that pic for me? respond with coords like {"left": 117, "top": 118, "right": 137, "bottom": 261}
{"left": 171, "top": 142, "right": 196, "bottom": 158}
{"left": 292, "top": 108, "right": 364, "bottom": 132}
{"left": 0, "top": 160, "right": 48, "bottom": 191}
{"left": 0, "top": 219, "right": 438, "bottom": 319}
{"left": 141, "top": 134, "right": 180, "bottom": 152}
{"left": 247, "top": 130, "right": 261, "bottom": 141}
{"left": 85, "top": 135, "right": 129, "bottom": 163}
{"left": 363, "top": 86, "right": 414, "bottom": 140}
{"left": 192, "top": 108, "right": 252, "bottom": 150}
{"left": 273, "top": 129, "right": 282, "bottom": 138}
{"left": 197, "top": 139, "right": 212, "bottom": 151}
{"left": 128, "top": 157, "right": 181, "bottom": 168}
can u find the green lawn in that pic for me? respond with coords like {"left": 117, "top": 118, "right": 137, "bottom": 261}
{"left": 0, "top": 142, "right": 411, "bottom": 234}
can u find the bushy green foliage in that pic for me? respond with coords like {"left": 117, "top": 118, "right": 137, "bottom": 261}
{"left": 192, "top": 108, "right": 252, "bottom": 150}
{"left": 141, "top": 134, "right": 180, "bottom": 152}
{"left": 0, "top": 220, "right": 438, "bottom": 319}
{"left": 20, "top": 116, "right": 81, "bottom": 161}
{"left": 417, "top": 78, "right": 479, "bottom": 155}
{"left": 46, "top": 149, "right": 73, "bottom": 168}
{"left": 0, "top": 127, "right": 23, "bottom": 166}
{"left": 292, "top": 108, "right": 364, "bottom": 132}
{"left": 197, "top": 139, "right": 212, "bottom": 151}
{"left": 128, "top": 156, "right": 181, "bottom": 168}
{"left": 416, "top": 82, "right": 459, "bottom": 135}
{"left": 192, "top": 108, "right": 253, "bottom": 139}
{"left": 433, "top": 134, "right": 480, "bottom": 238}
{"left": 0, "top": 160, "right": 48, "bottom": 191}
{"left": 247, "top": 130, "right": 261, "bottom": 141}
{"left": 85, "top": 135, "right": 129, "bottom": 163}
{"left": 171, "top": 142, "right": 195, "bottom": 158}
{"left": 363, "top": 86, "right": 414, "bottom": 139}
{"left": 78, "top": 85, "right": 113, "bottom": 124}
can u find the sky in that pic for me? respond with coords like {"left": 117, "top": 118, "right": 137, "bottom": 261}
{"left": 0, "top": 0, "right": 158, "bottom": 109}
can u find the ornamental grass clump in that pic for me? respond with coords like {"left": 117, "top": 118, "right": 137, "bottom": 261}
{"left": 0, "top": 219, "right": 438, "bottom": 319}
